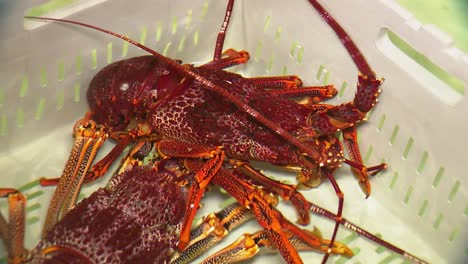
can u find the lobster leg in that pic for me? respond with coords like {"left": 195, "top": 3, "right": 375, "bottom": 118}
{"left": 184, "top": 159, "right": 350, "bottom": 264}
{"left": 155, "top": 140, "right": 227, "bottom": 251}
{"left": 342, "top": 126, "right": 386, "bottom": 197}
{"left": 202, "top": 228, "right": 351, "bottom": 264}
{"left": 38, "top": 138, "right": 132, "bottom": 187}
{"left": 171, "top": 202, "right": 254, "bottom": 264}
{"left": 231, "top": 160, "right": 312, "bottom": 225}
{"left": 42, "top": 117, "right": 108, "bottom": 234}
{"left": 247, "top": 76, "right": 338, "bottom": 103}
{"left": 0, "top": 189, "right": 26, "bottom": 264}
{"left": 178, "top": 152, "right": 225, "bottom": 251}
{"left": 267, "top": 85, "right": 337, "bottom": 101}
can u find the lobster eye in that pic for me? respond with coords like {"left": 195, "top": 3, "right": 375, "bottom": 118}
{"left": 120, "top": 83, "right": 129, "bottom": 92}
{"left": 148, "top": 90, "right": 158, "bottom": 103}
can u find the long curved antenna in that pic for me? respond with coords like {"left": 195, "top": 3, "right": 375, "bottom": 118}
{"left": 213, "top": 0, "right": 235, "bottom": 60}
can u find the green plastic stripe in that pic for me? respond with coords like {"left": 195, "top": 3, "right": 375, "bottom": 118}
{"left": 378, "top": 253, "right": 397, "bottom": 264}
{"left": 200, "top": 0, "right": 209, "bottom": 19}
{"left": 402, "top": 137, "right": 414, "bottom": 159}
{"left": 140, "top": 26, "right": 147, "bottom": 45}
{"left": 377, "top": 114, "right": 386, "bottom": 131}
{"left": 263, "top": 16, "right": 271, "bottom": 33}
{"left": 20, "top": 75, "right": 29, "bottom": 98}
{"left": 26, "top": 216, "right": 40, "bottom": 225}
{"left": 185, "top": 9, "right": 192, "bottom": 29}
{"left": 449, "top": 226, "right": 459, "bottom": 242}
{"left": 433, "top": 213, "right": 443, "bottom": 229}
{"left": 316, "top": 65, "right": 325, "bottom": 81}
{"left": 25, "top": 0, "right": 79, "bottom": 17}
{"left": 18, "top": 179, "right": 40, "bottom": 192}
{"left": 404, "top": 185, "right": 413, "bottom": 204}
{"left": 364, "top": 144, "right": 374, "bottom": 164}
{"left": 107, "top": 42, "right": 113, "bottom": 64}
{"left": 40, "top": 68, "right": 48, "bottom": 87}
{"left": 26, "top": 190, "right": 44, "bottom": 200}
{"left": 122, "top": 40, "right": 129, "bottom": 58}
{"left": 386, "top": 29, "right": 465, "bottom": 94}
{"left": 282, "top": 65, "right": 288, "bottom": 75}
{"left": 389, "top": 125, "right": 399, "bottom": 145}
{"left": 193, "top": 30, "right": 199, "bottom": 45}
{"left": 162, "top": 42, "right": 172, "bottom": 56}
{"left": 432, "top": 167, "right": 444, "bottom": 188}
{"left": 296, "top": 45, "right": 304, "bottom": 64}
{"left": 267, "top": 54, "right": 275, "bottom": 73}
{"left": 418, "top": 200, "right": 428, "bottom": 217}
{"left": 275, "top": 26, "right": 282, "bottom": 41}
{"left": 448, "top": 180, "right": 461, "bottom": 202}
{"left": 177, "top": 35, "right": 186, "bottom": 52}
{"left": 290, "top": 41, "right": 298, "bottom": 57}
{"left": 26, "top": 203, "right": 41, "bottom": 213}
{"left": 156, "top": 22, "right": 163, "bottom": 42}
{"left": 416, "top": 151, "right": 429, "bottom": 174}
{"left": 389, "top": 171, "right": 398, "bottom": 189}
{"left": 171, "top": 17, "right": 178, "bottom": 35}
{"left": 35, "top": 97, "right": 46, "bottom": 120}
{"left": 338, "top": 81, "right": 347, "bottom": 98}
{"left": 340, "top": 232, "right": 359, "bottom": 245}
{"left": 322, "top": 70, "right": 330, "bottom": 85}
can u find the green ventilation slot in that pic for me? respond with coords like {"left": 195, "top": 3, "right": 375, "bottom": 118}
{"left": 389, "top": 171, "right": 398, "bottom": 190}
{"left": 338, "top": 81, "right": 347, "bottom": 98}
{"left": 389, "top": 125, "right": 399, "bottom": 145}
{"left": 25, "top": 0, "right": 79, "bottom": 17}
{"left": 418, "top": 200, "right": 428, "bottom": 217}
{"left": 416, "top": 151, "right": 429, "bottom": 174}
{"left": 432, "top": 167, "right": 444, "bottom": 188}
{"left": 57, "top": 62, "right": 65, "bottom": 81}
{"left": 448, "top": 180, "right": 460, "bottom": 202}
{"left": 377, "top": 28, "right": 465, "bottom": 105}
{"left": 263, "top": 16, "right": 271, "bottom": 33}
{"left": 377, "top": 114, "right": 386, "bottom": 131}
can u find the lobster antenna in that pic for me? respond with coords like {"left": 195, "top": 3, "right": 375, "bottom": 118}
{"left": 307, "top": 0, "right": 375, "bottom": 77}
{"left": 307, "top": 201, "right": 428, "bottom": 264}
{"left": 23, "top": 16, "right": 324, "bottom": 163}
{"left": 213, "top": 0, "right": 235, "bottom": 60}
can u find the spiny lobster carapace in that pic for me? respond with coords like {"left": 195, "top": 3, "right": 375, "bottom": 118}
{"left": 20, "top": 0, "right": 428, "bottom": 263}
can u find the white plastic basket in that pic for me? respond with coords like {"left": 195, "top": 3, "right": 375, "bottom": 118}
{"left": 1, "top": 0, "right": 466, "bottom": 263}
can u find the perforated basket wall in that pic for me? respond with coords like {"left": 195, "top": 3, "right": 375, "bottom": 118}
{"left": 0, "top": 0, "right": 466, "bottom": 263}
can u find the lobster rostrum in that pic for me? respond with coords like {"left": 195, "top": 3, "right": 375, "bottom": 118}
{"left": 17, "top": 0, "right": 428, "bottom": 263}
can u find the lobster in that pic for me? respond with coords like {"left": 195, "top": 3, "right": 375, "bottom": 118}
{"left": 17, "top": 0, "right": 427, "bottom": 263}
{"left": 0, "top": 122, "right": 354, "bottom": 263}
{"left": 1, "top": 122, "right": 422, "bottom": 263}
